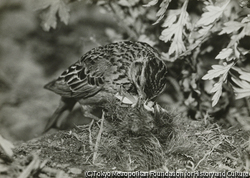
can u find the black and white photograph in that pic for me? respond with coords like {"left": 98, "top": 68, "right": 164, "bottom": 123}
{"left": 0, "top": 0, "right": 250, "bottom": 177}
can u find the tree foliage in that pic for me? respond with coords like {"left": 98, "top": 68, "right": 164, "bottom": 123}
{"left": 36, "top": 0, "right": 250, "bottom": 125}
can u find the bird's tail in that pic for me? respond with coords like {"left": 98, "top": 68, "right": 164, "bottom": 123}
{"left": 43, "top": 97, "right": 76, "bottom": 133}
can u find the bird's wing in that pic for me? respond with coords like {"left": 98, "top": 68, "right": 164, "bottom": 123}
{"left": 44, "top": 53, "right": 112, "bottom": 98}
{"left": 44, "top": 41, "right": 164, "bottom": 100}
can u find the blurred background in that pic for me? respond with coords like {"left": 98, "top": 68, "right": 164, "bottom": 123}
{"left": 0, "top": 0, "right": 122, "bottom": 141}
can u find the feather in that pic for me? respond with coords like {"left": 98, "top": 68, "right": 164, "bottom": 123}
{"left": 44, "top": 41, "right": 168, "bottom": 132}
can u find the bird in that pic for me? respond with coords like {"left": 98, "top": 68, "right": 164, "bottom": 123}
{"left": 43, "top": 41, "right": 168, "bottom": 133}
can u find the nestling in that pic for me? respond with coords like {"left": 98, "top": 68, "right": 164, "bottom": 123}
{"left": 44, "top": 41, "right": 168, "bottom": 132}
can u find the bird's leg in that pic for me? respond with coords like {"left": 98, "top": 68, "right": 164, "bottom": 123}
{"left": 81, "top": 105, "right": 100, "bottom": 121}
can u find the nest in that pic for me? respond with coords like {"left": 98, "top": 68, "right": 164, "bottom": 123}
{"left": 79, "top": 98, "right": 177, "bottom": 170}
{"left": 12, "top": 98, "right": 250, "bottom": 176}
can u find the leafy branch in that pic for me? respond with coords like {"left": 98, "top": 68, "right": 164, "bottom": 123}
{"left": 34, "top": 0, "right": 250, "bottom": 122}
{"left": 202, "top": 63, "right": 234, "bottom": 107}
{"left": 159, "top": 0, "right": 191, "bottom": 58}
{"left": 220, "top": 16, "right": 250, "bottom": 47}
{"left": 231, "top": 67, "right": 250, "bottom": 99}
{"left": 200, "top": 0, "right": 250, "bottom": 107}
{"left": 36, "top": 0, "right": 71, "bottom": 31}
{"left": 144, "top": 0, "right": 172, "bottom": 25}
{"left": 196, "top": 0, "right": 231, "bottom": 27}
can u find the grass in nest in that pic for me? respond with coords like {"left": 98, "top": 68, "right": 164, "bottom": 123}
{"left": 75, "top": 98, "right": 250, "bottom": 172}
{"left": 73, "top": 99, "right": 177, "bottom": 171}
{"left": 12, "top": 98, "right": 250, "bottom": 173}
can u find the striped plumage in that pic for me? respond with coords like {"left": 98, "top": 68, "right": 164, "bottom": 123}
{"left": 44, "top": 41, "right": 168, "bottom": 132}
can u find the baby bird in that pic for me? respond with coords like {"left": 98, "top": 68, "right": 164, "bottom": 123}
{"left": 44, "top": 41, "right": 168, "bottom": 132}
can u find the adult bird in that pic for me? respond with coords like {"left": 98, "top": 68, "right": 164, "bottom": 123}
{"left": 44, "top": 41, "right": 168, "bottom": 132}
